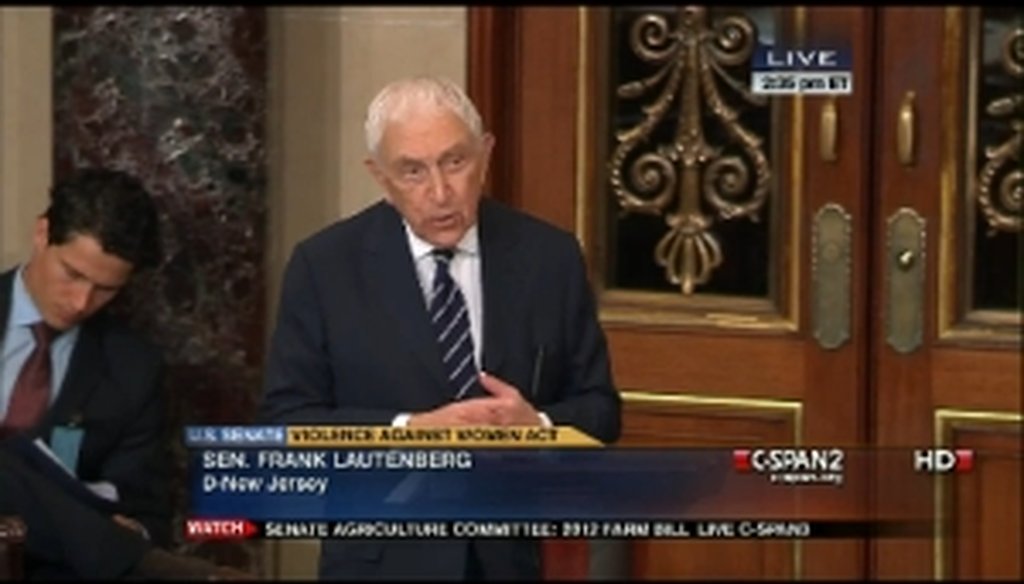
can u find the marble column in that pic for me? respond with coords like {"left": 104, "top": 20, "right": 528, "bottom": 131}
{"left": 52, "top": 6, "right": 266, "bottom": 568}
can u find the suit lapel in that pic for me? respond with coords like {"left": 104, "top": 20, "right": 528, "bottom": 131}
{"left": 360, "top": 200, "right": 525, "bottom": 396}
{"left": 44, "top": 319, "right": 104, "bottom": 429}
{"left": 479, "top": 200, "right": 523, "bottom": 377}
{"left": 1, "top": 268, "right": 102, "bottom": 436}
{"left": 363, "top": 203, "right": 450, "bottom": 395}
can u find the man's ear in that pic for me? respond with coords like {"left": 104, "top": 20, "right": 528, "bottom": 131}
{"left": 478, "top": 132, "right": 496, "bottom": 184}
{"left": 364, "top": 157, "right": 392, "bottom": 203}
{"left": 32, "top": 216, "right": 50, "bottom": 252}
{"left": 480, "top": 132, "right": 496, "bottom": 154}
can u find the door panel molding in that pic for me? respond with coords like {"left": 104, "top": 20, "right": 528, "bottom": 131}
{"left": 622, "top": 390, "right": 803, "bottom": 436}
{"left": 935, "top": 411, "right": 1023, "bottom": 579}
{"left": 608, "top": 332, "right": 805, "bottom": 399}
{"left": 938, "top": 6, "right": 1022, "bottom": 344}
{"left": 621, "top": 391, "right": 802, "bottom": 580}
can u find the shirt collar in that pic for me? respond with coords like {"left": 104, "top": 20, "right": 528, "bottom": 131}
{"left": 402, "top": 221, "right": 480, "bottom": 262}
{"left": 10, "top": 264, "right": 44, "bottom": 328}
{"left": 9, "top": 264, "right": 81, "bottom": 340}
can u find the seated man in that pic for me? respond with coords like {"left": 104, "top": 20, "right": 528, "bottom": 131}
{"left": 0, "top": 168, "right": 255, "bottom": 580}
{"left": 0, "top": 447, "right": 253, "bottom": 580}
{"left": 0, "top": 168, "right": 170, "bottom": 550}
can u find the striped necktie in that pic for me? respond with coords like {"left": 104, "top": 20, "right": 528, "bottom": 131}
{"left": 428, "top": 248, "right": 480, "bottom": 400}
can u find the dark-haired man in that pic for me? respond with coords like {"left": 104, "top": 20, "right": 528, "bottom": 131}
{"left": 0, "top": 168, "right": 173, "bottom": 577}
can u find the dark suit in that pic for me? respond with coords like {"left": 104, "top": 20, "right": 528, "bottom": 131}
{"left": 0, "top": 446, "right": 149, "bottom": 579}
{"left": 261, "top": 199, "right": 621, "bottom": 580}
{"left": 0, "top": 269, "right": 170, "bottom": 575}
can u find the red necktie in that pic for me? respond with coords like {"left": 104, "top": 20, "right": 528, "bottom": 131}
{"left": 2, "top": 322, "right": 58, "bottom": 431}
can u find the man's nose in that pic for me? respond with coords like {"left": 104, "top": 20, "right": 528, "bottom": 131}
{"left": 69, "top": 281, "right": 94, "bottom": 313}
{"left": 426, "top": 165, "right": 453, "bottom": 203}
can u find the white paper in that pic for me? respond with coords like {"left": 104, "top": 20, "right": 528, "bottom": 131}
{"left": 31, "top": 437, "right": 75, "bottom": 476}
{"left": 31, "top": 437, "right": 120, "bottom": 501}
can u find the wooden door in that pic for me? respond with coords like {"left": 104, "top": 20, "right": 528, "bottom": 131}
{"left": 870, "top": 7, "right": 1023, "bottom": 580}
{"left": 468, "top": 6, "right": 1021, "bottom": 580}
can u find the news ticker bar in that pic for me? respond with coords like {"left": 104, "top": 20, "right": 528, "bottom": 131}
{"left": 184, "top": 518, "right": 934, "bottom": 541}
{"left": 184, "top": 426, "right": 977, "bottom": 475}
{"left": 185, "top": 425, "right": 601, "bottom": 448}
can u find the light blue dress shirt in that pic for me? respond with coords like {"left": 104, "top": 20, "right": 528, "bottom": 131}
{"left": 0, "top": 265, "right": 81, "bottom": 421}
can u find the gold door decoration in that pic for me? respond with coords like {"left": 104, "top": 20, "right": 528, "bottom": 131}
{"left": 976, "top": 22, "right": 1022, "bottom": 234}
{"left": 609, "top": 7, "right": 770, "bottom": 295}
{"left": 964, "top": 8, "right": 1023, "bottom": 317}
{"left": 940, "top": 7, "right": 1021, "bottom": 337}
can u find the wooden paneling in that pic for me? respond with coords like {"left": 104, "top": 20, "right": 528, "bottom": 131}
{"left": 540, "top": 540, "right": 589, "bottom": 581}
{"left": 467, "top": 5, "right": 1020, "bottom": 581}
{"left": 870, "top": 8, "right": 954, "bottom": 578}
{"left": 947, "top": 422, "right": 1022, "bottom": 580}
{"left": 515, "top": 8, "right": 579, "bottom": 232}
{"left": 932, "top": 349, "right": 1023, "bottom": 411}
{"left": 467, "top": 7, "right": 520, "bottom": 207}
{"left": 468, "top": 6, "right": 578, "bottom": 229}
{"left": 621, "top": 398, "right": 797, "bottom": 447}
{"left": 608, "top": 331, "right": 804, "bottom": 399}
{"left": 622, "top": 398, "right": 799, "bottom": 580}
{"left": 633, "top": 539, "right": 794, "bottom": 581}
{"left": 872, "top": 8, "right": 1022, "bottom": 579}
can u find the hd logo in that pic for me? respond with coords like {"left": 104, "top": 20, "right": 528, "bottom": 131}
{"left": 912, "top": 449, "right": 974, "bottom": 473}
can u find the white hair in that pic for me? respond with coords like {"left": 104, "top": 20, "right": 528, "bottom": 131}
{"left": 364, "top": 76, "right": 485, "bottom": 158}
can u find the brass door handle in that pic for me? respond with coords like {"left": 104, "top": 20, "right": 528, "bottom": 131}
{"left": 820, "top": 98, "right": 838, "bottom": 162}
{"left": 896, "top": 249, "right": 917, "bottom": 271}
{"left": 812, "top": 203, "right": 852, "bottom": 350}
{"left": 897, "top": 91, "right": 916, "bottom": 166}
{"left": 886, "top": 208, "right": 926, "bottom": 353}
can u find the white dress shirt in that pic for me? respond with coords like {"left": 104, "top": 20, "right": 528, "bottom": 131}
{"left": 1, "top": 264, "right": 126, "bottom": 513}
{"left": 1, "top": 265, "right": 81, "bottom": 420}
{"left": 405, "top": 222, "right": 483, "bottom": 368}
{"left": 392, "top": 223, "right": 483, "bottom": 427}
{"left": 390, "top": 221, "right": 550, "bottom": 428}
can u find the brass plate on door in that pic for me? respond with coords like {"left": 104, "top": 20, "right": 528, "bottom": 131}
{"left": 812, "top": 204, "right": 852, "bottom": 350}
{"left": 886, "top": 208, "right": 926, "bottom": 353}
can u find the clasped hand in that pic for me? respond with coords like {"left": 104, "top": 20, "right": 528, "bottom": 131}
{"left": 409, "top": 372, "right": 542, "bottom": 427}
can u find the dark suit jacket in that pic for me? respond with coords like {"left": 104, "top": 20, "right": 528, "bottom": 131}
{"left": 261, "top": 199, "right": 621, "bottom": 580}
{"left": 0, "top": 447, "right": 149, "bottom": 579}
{"left": 0, "top": 269, "right": 170, "bottom": 558}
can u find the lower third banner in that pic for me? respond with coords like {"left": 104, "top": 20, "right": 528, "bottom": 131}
{"left": 184, "top": 518, "right": 933, "bottom": 541}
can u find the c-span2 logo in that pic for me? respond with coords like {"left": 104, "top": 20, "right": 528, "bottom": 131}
{"left": 751, "top": 46, "right": 852, "bottom": 96}
{"left": 733, "top": 448, "right": 844, "bottom": 486}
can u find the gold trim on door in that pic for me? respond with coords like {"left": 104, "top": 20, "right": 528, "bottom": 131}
{"left": 621, "top": 390, "right": 805, "bottom": 580}
{"left": 933, "top": 408, "right": 1023, "bottom": 580}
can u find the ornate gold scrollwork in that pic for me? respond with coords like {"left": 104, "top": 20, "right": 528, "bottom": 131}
{"left": 609, "top": 7, "right": 771, "bottom": 295}
{"left": 976, "top": 26, "right": 1023, "bottom": 233}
